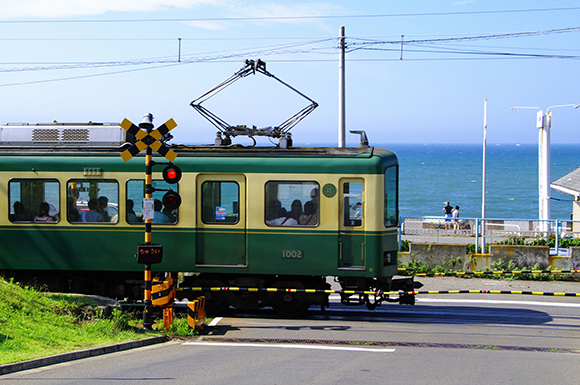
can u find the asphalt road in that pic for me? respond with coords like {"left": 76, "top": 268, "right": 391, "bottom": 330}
{"left": 2, "top": 277, "right": 580, "bottom": 384}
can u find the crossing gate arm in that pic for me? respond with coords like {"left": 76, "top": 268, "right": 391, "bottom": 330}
{"left": 398, "top": 268, "right": 580, "bottom": 277}
{"left": 176, "top": 286, "right": 580, "bottom": 298}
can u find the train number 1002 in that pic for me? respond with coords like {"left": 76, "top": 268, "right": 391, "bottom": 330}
{"left": 282, "top": 250, "right": 303, "bottom": 259}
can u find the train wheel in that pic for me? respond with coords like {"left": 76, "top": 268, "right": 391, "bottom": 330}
{"left": 270, "top": 280, "right": 311, "bottom": 317}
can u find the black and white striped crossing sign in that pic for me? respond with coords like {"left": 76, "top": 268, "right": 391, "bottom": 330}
{"left": 120, "top": 118, "right": 178, "bottom": 162}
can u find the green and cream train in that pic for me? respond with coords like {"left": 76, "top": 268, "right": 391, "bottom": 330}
{"left": 0, "top": 122, "right": 416, "bottom": 315}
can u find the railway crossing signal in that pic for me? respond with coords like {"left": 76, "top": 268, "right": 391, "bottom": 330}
{"left": 119, "top": 113, "right": 181, "bottom": 331}
{"left": 162, "top": 191, "right": 182, "bottom": 211}
{"left": 162, "top": 164, "right": 182, "bottom": 210}
{"left": 162, "top": 164, "right": 182, "bottom": 183}
{"left": 120, "top": 117, "right": 177, "bottom": 162}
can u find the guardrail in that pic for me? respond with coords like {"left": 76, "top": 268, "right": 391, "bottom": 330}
{"left": 399, "top": 216, "right": 580, "bottom": 253}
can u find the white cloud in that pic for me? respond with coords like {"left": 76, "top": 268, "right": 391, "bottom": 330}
{"left": 0, "top": 0, "right": 220, "bottom": 18}
{"left": 228, "top": 2, "right": 345, "bottom": 23}
{"left": 453, "top": 0, "right": 475, "bottom": 5}
{"left": 184, "top": 20, "right": 227, "bottom": 30}
{"left": 0, "top": 1, "right": 346, "bottom": 31}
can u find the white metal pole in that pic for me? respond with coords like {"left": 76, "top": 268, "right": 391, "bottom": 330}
{"left": 338, "top": 26, "right": 346, "bottom": 148}
{"left": 538, "top": 111, "right": 551, "bottom": 232}
{"left": 512, "top": 104, "right": 578, "bottom": 233}
{"left": 545, "top": 111, "right": 552, "bottom": 222}
{"left": 481, "top": 99, "right": 487, "bottom": 253}
{"left": 538, "top": 111, "right": 543, "bottom": 222}
{"left": 537, "top": 110, "right": 549, "bottom": 231}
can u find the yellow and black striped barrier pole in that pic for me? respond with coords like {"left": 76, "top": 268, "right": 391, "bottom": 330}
{"left": 397, "top": 268, "right": 580, "bottom": 277}
{"left": 176, "top": 286, "right": 580, "bottom": 297}
{"left": 143, "top": 116, "right": 154, "bottom": 331}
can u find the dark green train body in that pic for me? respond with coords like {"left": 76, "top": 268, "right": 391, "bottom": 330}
{"left": 0, "top": 124, "right": 414, "bottom": 314}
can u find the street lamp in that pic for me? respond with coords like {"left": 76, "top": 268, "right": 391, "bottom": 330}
{"left": 511, "top": 104, "right": 579, "bottom": 229}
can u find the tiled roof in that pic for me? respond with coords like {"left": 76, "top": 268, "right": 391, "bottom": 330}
{"left": 551, "top": 167, "right": 580, "bottom": 198}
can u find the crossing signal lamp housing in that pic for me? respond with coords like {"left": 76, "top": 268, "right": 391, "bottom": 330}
{"left": 163, "top": 164, "right": 182, "bottom": 184}
{"left": 163, "top": 190, "right": 182, "bottom": 211}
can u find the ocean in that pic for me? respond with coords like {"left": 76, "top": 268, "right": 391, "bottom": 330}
{"left": 15, "top": 142, "right": 578, "bottom": 222}
{"left": 382, "top": 143, "right": 580, "bottom": 220}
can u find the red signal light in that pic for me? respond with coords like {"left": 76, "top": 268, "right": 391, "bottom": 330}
{"left": 163, "top": 164, "right": 182, "bottom": 184}
{"left": 163, "top": 190, "right": 182, "bottom": 210}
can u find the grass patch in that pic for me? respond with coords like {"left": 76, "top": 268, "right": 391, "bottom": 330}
{"left": 153, "top": 315, "right": 201, "bottom": 337}
{"left": 0, "top": 278, "right": 158, "bottom": 365}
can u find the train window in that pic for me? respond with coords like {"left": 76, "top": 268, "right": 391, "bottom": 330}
{"left": 384, "top": 166, "right": 398, "bottom": 227}
{"left": 67, "top": 180, "right": 119, "bottom": 224}
{"left": 265, "top": 181, "right": 319, "bottom": 227}
{"left": 126, "top": 180, "right": 178, "bottom": 224}
{"left": 9, "top": 179, "right": 60, "bottom": 223}
{"left": 343, "top": 182, "right": 363, "bottom": 227}
{"left": 201, "top": 181, "right": 239, "bottom": 224}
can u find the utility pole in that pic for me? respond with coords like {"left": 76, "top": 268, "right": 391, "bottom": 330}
{"left": 338, "top": 26, "right": 346, "bottom": 148}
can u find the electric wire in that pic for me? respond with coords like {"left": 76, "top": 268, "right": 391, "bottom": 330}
{"left": 0, "top": 6, "right": 579, "bottom": 23}
{"left": 1, "top": 26, "right": 578, "bottom": 87}
{"left": 0, "top": 38, "right": 334, "bottom": 73}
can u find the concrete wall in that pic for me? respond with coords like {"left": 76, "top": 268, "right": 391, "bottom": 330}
{"left": 406, "top": 243, "right": 468, "bottom": 269}
{"left": 488, "top": 245, "right": 549, "bottom": 269}
{"left": 400, "top": 244, "right": 580, "bottom": 271}
{"left": 570, "top": 247, "right": 580, "bottom": 270}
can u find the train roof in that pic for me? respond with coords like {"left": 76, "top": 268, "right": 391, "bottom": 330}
{"left": 0, "top": 122, "right": 398, "bottom": 174}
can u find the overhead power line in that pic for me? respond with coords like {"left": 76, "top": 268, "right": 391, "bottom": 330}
{"left": 347, "top": 27, "right": 580, "bottom": 50}
{"left": 360, "top": 46, "right": 580, "bottom": 60}
{"left": 0, "top": 6, "right": 580, "bottom": 23}
{"left": 0, "top": 38, "right": 333, "bottom": 73}
{"left": 1, "top": 25, "right": 579, "bottom": 87}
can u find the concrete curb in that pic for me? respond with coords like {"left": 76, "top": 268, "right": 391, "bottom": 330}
{"left": 0, "top": 335, "right": 168, "bottom": 376}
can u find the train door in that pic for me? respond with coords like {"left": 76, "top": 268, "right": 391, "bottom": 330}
{"left": 338, "top": 179, "right": 365, "bottom": 269}
{"left": 196, "top": 175, "right": 247, "bottom": 266}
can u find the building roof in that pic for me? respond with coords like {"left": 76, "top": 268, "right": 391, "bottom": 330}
{"left": 551, "top": 167, "right": 580, "bottom": 200}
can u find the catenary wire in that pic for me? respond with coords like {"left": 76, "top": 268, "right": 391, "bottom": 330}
{"left": 0, "top": 6, "right": 579, "bottom": 23}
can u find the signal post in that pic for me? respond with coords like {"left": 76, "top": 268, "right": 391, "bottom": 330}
{"left": 120, "top": 113, "right": 181, "bottom": 330}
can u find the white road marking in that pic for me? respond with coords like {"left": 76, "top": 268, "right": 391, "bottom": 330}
{"left": 183, "top": 342, "right": 395, "bottom": 353}
{"left": 417, "top": 298, "right": 580, "bottom": 308}
{"left": 208, "top": 317, "right": 223, "bottom": 327}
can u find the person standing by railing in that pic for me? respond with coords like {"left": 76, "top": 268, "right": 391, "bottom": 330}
{"left": 453, "top": 206, "right": 460, "bottom": 235}
{"left": 443, "top": 201, "right": 453, "bottom": 229}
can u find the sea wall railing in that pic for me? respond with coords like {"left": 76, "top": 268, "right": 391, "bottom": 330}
{"left": 399, "top": 216, "right": 580, "bottom": 254}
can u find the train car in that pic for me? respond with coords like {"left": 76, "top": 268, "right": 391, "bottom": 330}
{"left": 0, "top": 122, "right": 416, "bottom": 315}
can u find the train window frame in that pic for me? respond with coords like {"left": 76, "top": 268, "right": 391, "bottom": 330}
{"left": 384, "top": 165, "right": 398, "bottom": 227}
{"left": 201, "top": 181, "right": 240, "bottom": 225}
{"left": 9, "top": 178, "right": 61, "bottom": 224}
{"left": 342, "top": 181, "right": 364, "bottom": 227}
{"left": 67, "top": 179, "right": 119, "bottom": 224}
{"left": 264, "top": 181, "right": 319, "bottom": 227}
{"left": 126, "top": 179, "right": 179, "bottom": 225}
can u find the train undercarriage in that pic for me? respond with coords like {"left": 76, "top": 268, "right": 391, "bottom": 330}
{"left": 2, "top": 270, "right": 422, "bottom": 317}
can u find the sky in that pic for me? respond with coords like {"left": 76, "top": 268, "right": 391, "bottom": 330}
{"left": 0, "top": 1, "right": 579, "bottom": 146}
